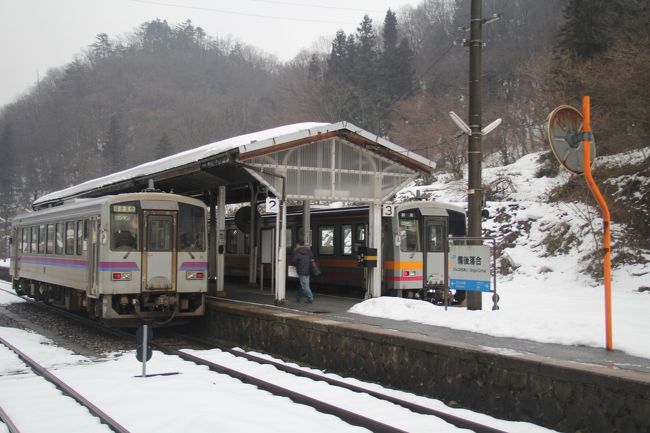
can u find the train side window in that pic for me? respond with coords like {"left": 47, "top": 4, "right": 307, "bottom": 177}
{"left": 226, "top": 229, "right": 238, "bottom": 254}
{"left": 318, "top": 225, "right": 335, "bottom": 255}
{"left": 31, "top": 226, "right": 38, "bottom": 253}
{"left": 38, "top": 225, "right": 46, "bottom": 254}
{"left": 22, "top": 228, "right": 30, "bottom": 253}
{"left": 46, "top": 224, "right": 55, "bottom": 254}
{"left": 55, "top": 223, "right": 64, "bottom": 255}
{"left": 342, "top": 224, "right": 352, "bottom": 255}
{"left": 355, "top": 224, "right": 366, "bottom": 243}
{"left": 65, "top": 222, "right": 75, "bottom": 255}
{"left": 178, "top": 203, "right": 205, "bottom": 252}
{"left": 76, "top": 220, "right": 84, "bottom": 255}
{"left": 244, "top": 232, "right": 250, "bottom": 254}
{"left": 354, "top": 224, "right": 366, "bottom": 252}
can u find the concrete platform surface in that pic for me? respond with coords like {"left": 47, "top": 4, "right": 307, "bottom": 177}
{"left": 215, "top": 281, "right": 650, "bottom": 376}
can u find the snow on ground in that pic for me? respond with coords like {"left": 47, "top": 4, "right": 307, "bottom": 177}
{"left": 354, "top": 149, "right": 650, "bottom": 359}
{"left": 0, "top": 308, "right": 552, "bottom": 433}
{"left": 0, "top": 147, "right": 648, "bottom": 431}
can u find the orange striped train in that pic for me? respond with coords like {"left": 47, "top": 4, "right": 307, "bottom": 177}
{"left": 224, "top": 201, "right": 467, "bottom": 303}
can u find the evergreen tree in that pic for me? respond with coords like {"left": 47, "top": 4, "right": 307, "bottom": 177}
{"left": 355, "top": 15, "right": 378, "bottom": 90}
{"left": 307, "top": 54, "right": 321, "bottom": 81}
{"left": 89, "top": 33, "right": 113, "bottom": 62}
{"left": 556, "top": 0, "right": 620, "bottom": 61}
{"left": 155, "top": 132, "right": 173, "bottom": 159}
{"left": 326, "top": 30, "right": 349, "bottom": 82}
{"left": 380, "top": 10, "right": 416, "bottom": 102}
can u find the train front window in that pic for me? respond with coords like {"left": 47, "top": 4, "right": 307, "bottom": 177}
{"left": 111, "top": 202, "right": 140, "bottom": 251}
{"left": 178, "top": 203, "right": 205, "bottom": 252}
{"left": 148, "top": 216, "right": 173, "bottom": 251}
{"left": 399, "top": 216, "right": 421, "bottom": 253}
{"left": 427, "top": 223, "right": 444, "bottom": 252}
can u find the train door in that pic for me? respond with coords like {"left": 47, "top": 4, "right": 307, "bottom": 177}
{"left": 142, "top": 211, "right": 177, "bottom": 291}
{"left": 423, "top": 218, "right": 447, "bottom": 287}
{"left": 88, "top": 218, "right": 100, "bottom": 296}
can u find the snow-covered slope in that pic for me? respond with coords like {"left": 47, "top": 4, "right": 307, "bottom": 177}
{"left": 352, "top": 149, "right": 650, "bottom": 358}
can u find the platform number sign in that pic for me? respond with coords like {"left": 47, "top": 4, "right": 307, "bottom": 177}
{"left": 266, "top": 197, "right": 279, "bottom": 214}
{"left": 382, "top": 204, "right": 395, "bottom": 217}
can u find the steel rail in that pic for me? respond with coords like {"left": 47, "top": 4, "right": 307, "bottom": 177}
{"left": 1, "top": 287, "right": 504, "bottom": 432}
{"left": 0, "top": 289, "right": 404, "bottom": 432}
{"left": 157, "top": 344, "right": 408, "bottom": 433}
{"left": 0, "top": 405, "right": 22, "bottom": 433}
{"left": 173, "top": 332, "right": 507, "bottom": 433}
{"left": 0, "top": 336, "right": 131, "bottom": 433}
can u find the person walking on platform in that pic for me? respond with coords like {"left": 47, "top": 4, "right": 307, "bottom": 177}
{"left": 292, "top": 241, "right": 314, "bottom": 303}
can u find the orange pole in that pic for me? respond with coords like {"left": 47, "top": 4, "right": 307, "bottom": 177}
{"left": 582, "top": 96, "right": 613, "bottom": 351}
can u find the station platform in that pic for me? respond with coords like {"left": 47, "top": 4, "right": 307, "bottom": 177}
{"left": 215, "top": 280, "right": 650, "bottom": 376}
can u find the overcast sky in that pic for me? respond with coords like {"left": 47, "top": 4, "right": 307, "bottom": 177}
{"left": 0, "top": 0, "right": 422, "bottom": 107}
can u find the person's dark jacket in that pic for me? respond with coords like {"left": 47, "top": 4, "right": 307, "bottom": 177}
{"left": 292, "top": 246, "right": 313, "bottom": 276}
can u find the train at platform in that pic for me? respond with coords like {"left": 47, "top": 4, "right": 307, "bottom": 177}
{"left": 224, "top": 201, "right": 467, "bottom": 303}
{"left": 8, "top": 192, "right": 207, "bottom": 326}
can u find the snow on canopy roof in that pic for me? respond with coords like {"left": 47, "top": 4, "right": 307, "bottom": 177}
{"left": 34, "top": 121, "right": 434, "bottom": 206}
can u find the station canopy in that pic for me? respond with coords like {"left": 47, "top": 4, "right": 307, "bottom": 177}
{"left": 33, "top": 121, "right": 435, "bottom": 209}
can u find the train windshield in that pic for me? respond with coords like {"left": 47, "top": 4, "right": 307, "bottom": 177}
{"left": 178, "top": 203, "right": 205, "bottom": 252}
{"left": 111, "top": 202, "right": 140, "bottom": 251}
{"left": 399, "top": 211, "right": 421, "bottom": 252}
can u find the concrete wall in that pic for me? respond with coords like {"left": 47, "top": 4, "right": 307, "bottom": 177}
{"left": 200, "top": 301, "right": 650, "bottom": 433}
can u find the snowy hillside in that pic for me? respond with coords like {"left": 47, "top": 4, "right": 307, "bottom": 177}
{"left": 353, "top": 149, "right": 650, "bottom": 359}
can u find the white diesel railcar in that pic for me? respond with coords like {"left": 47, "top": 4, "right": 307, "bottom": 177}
{"left": 9, "top": 192, "right": 207, "bottom": 325}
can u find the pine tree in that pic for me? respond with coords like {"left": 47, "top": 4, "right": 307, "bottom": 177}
{"left": 355, "top": 15, "right": 378, "bottom": 91}
{"left": 326, "top": 30, "right": 349, "bottom": 82}
{"left": 556, "top": 0, "right": 619, "bottom": 61}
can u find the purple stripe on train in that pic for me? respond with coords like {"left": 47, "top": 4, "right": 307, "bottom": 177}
{"left": 179, "top": 261, "right": 208, "bottom": 271}
{"left": 98, "top": 262, "right": 140, "bottom": 271}
{"left": 19, "top": 256, "right": 87, "bottom": 269}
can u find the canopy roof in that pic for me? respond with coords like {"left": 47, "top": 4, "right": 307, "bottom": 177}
{"left": 33, "top": 121, "right": 434, "bottom": 209}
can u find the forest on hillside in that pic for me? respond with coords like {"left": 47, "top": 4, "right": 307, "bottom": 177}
{"left": 0, "top": 0, "right": 648, "bottom": 230}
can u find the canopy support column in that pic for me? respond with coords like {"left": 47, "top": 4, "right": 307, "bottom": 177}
{"left": 275, "top": 200, "right": 287, "bottom": 303}
{"left": 216, "top": 185, "right": 226, "bottom": 295}
{"left": 367, "top": 202, "right": 382, "bottom": 298}
{"left": 208, "top": 190, "right": 217, "bottom": 295}
{"left": 248, "top": 184, "right": 258, "bottom": 286}
{"left": 302, "top": 200, "right": 311, "bottom": 246}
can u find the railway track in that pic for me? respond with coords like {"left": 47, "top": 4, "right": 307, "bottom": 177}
{"left": 0, "top": 335, "right": 128, "bottom": 433}
{"left": 0, "top": 286, "right": 507, "bottom": 432}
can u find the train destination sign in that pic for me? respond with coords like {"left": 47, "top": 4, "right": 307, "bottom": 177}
{"left": 448, "top": 244, "right": 491, "bottom": 292}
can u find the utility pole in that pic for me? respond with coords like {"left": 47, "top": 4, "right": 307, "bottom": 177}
{"left": 467, "top": 0, "right": 483, "bottom": 310}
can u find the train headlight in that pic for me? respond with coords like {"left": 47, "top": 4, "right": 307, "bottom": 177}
{"left": 402, "top": 271, "right": 416, "bottom": 277}
{"left": 112, "top": 272, "right": 132, "bottom": 281}
{"left": 186, "top": 271, "right": 205, "bottom": 280}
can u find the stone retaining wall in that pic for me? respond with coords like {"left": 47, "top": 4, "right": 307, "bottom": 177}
{"left": 200, "top": 301, "right": 650, "bottom": 432}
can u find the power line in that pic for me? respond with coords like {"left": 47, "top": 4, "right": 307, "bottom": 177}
{"left": 250, "top": 0, "right": 386, "bottom": 14}
{"left": 129, "top": 0, "right": 360, "bottom": 25}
